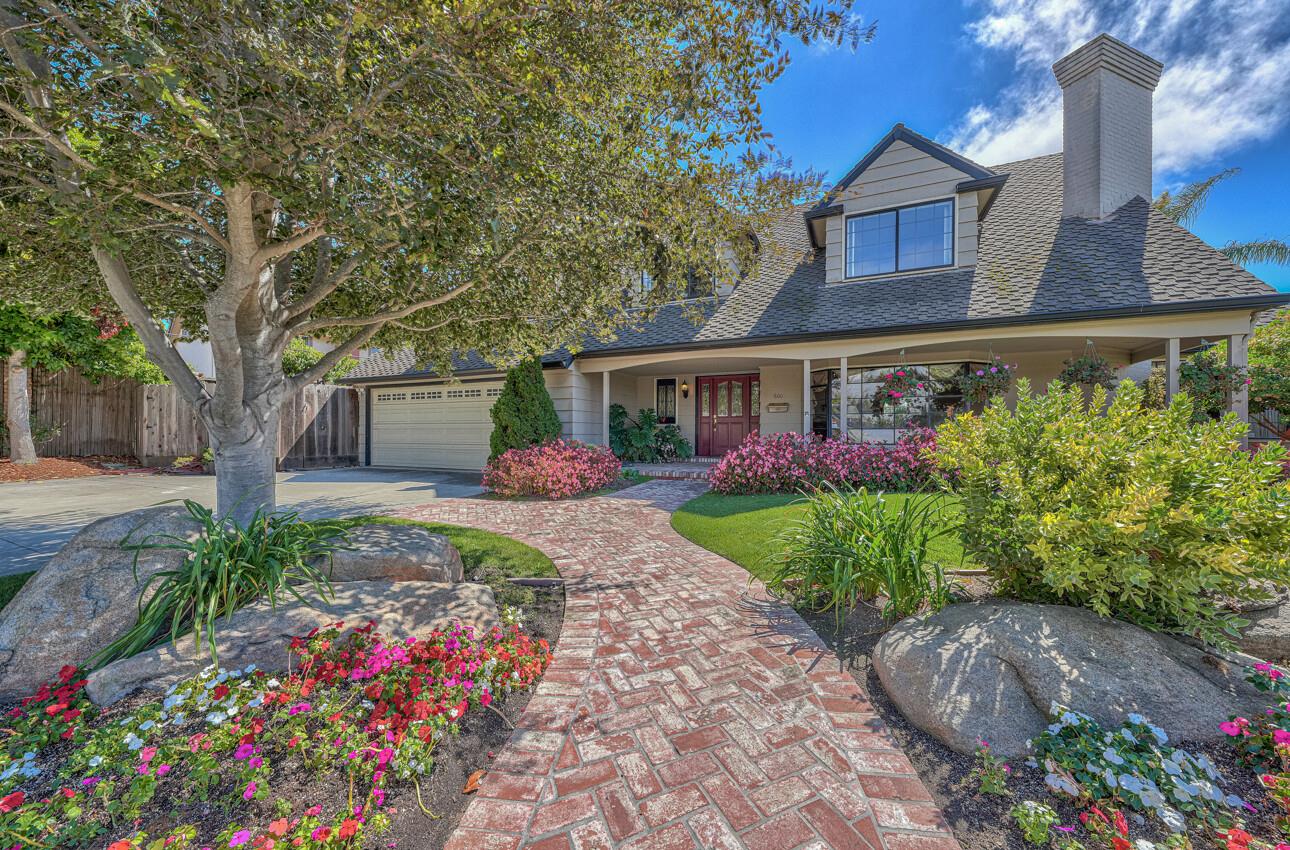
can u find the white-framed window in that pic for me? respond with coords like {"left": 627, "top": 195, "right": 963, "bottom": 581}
{"left": 845, "top": 198, "right": 954, "bottom": 278}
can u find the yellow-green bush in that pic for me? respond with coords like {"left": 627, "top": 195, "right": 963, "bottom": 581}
{"left": 935, "top": 379, "right": 1290, "bottom": 646}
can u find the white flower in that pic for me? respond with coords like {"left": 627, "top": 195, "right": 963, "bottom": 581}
{"left": 124, "top": 733, "right": 144, "bottom": 751}
{"left": 138, "top": 719, "right": 155, "bottom": 731}
{"left": 205, "top": 712, "right": 225, "bottom": 725}
{"left": 1102, "top": 748, "right": 1125, "bottom": 765}
{"left": 266, "top": 678, "right": 281, "bottom": 689}
{"left": 1127, "top": 712, "right": 1146, "bottom": 725}
{"left": 1120, "top": 728, "right": 1138, "bottom": 744}
{"left": 1159, "top": 808, "right": 1187, "bottom": 833}
{"left": 1044, "top": 773, "right": 1078, "bottom": 796}
{"left": 88, "top": 755, "right": 103, "bottom": 767}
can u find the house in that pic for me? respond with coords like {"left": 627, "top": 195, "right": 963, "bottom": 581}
{"left": 343, "top": 34, "right": 1289, "bottom": 472}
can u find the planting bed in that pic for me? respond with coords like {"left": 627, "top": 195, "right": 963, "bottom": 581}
{"left": 0, "top": 518, "right": 564, "bottom": 850}
{"left": 802, "top": 602, "right": 1281, "bottom": 850}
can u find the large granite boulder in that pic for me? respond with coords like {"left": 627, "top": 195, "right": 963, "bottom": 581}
{"left": 1237, "top": 602, "right": 1290, "bottom": 662}
{"left": 86, "top": 581, "right": 499, "bottom": 705}
{"left": 874, "top": 602, "right": 1270, "bottom": 758}
{"left": 321, "top": 524, "right": 463, "bottom": 583}
{"left": 0, "top": 506, "right": 202, "bottom": 700}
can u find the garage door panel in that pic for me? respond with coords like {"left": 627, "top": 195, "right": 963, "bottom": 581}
{"left": 369, "top": 382, "right": 501, "bottom": 471}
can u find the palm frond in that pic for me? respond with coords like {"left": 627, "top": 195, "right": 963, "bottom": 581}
{"left": 1222, "top": 238, "right": 1290, "bottom": 268}
{"left": 1152, "top": 168, "right": 1240, "bottom": 227}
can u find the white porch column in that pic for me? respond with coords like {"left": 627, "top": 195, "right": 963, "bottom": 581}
{"left": 838, "top": 356, "right": 848, "bottom": 441}
{"left": 1229, "top": 332, "right": 1250, "bottom": 447}
{"left": 1164, "top": 338, "right": 1181, "bottom": 403}
{"left": 601, "top": 370, "right": 611, "bottom": 447}
{"left": 802, "top": 359, "right": 811, "bottom": 435}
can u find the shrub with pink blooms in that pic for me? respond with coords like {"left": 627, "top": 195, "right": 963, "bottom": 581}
{"left": 483, "top": 439, "right": 621, "bottom": 499}
{"left": 708, "top": 428, "right": 939, "bottom": 495}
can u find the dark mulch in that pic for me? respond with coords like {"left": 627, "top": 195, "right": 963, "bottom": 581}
{"left": 0, "top": 456, "right": 153, "bottom": 483}
{"left": 798, "top": 602, "right": 1279, "bottom": 850}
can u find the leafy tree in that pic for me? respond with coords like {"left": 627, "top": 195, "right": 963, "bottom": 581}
{"left": 280, "top": 338, "right": 358, "bottom": 385}
{"left": 488, "top": 359, "right": 561, "bottom": 460}
{"left": 0, "top": 0, "right": 867, "bottom": 519}
{"left": 1153, "top": 169, "right": 1290, "bottom": 267}
{"left": 0, "top": 303, "right": 165, "bottom": 462}
{"left": 1250, "top": 309, "right": 1290, "bottom": 439}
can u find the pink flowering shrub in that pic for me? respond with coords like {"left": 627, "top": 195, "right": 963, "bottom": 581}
{"left": 483, "top": 439, "right": 621, "bottom": 499}
{"left": 708, "top": 428, "right": 939, "bottom": 495}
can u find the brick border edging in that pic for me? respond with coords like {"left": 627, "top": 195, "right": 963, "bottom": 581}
{"left": 405, "top": 481, "right": 961, "bottom": 850}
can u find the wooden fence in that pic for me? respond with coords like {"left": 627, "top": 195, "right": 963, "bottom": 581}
{"left": 2, "top": 367, "right": 358, "bottom": 469}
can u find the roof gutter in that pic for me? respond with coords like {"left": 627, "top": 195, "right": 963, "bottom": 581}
{"left": 573, "top": 292, "right": 1290, "bottom": 359}
{"left": 341, "top": 352, "right": 572, "bottom": 385}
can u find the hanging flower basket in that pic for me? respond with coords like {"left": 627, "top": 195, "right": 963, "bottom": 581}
{"left": 873, "top": 368, "right": 924, "bottom": 410}
{"left": 959, "top": 357, "right": 1016, "bottom": 406}
{"left": 1058, "top": 343, "right": 1117, "bottom": 389}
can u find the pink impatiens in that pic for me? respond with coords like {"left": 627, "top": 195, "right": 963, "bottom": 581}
{"left": 483, "top": 439, "right": 621, "bottom": 499}
{"left": 708, "top": 428, "right": 940, "bottom": 495}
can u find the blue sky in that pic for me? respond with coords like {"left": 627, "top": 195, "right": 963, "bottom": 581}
{"left": 755, "top": 0, "right": 1290, "bottom": 291}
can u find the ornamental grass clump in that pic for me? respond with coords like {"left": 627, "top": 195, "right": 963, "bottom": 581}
{"left": 483, "top": 439, "right": 620, "bottom": 499}
{"left": 95, "top": 501, "right": 346, "bottom": 667}
{"left": 935, "top": 379, "right": 1290, "bottom": 646}
{"left": 767, "top": 484, "right": 954, "bottom": 625}
{"left": 708, "top": 428, "right": 939, "bottom": 495}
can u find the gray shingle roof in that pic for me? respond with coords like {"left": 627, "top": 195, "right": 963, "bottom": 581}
{"left": 345, "top": 151, "right": 1286, "bottom": 380}
{"left": 343, "top": 348, "right": 569, "bottom": 382}
{"left": 577, "top": 152, "right": 1284, "bottom": 355}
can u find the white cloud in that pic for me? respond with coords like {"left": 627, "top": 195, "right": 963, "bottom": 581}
{"left": 945, "top": 0, "right": 1290, "bottom": 175}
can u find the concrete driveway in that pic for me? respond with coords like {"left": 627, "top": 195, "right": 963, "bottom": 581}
{"left": 0, "top": 467, "right": 483, "bottom": 576}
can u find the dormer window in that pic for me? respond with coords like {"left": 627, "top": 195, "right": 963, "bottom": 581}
{"left": 844, "top": 198, "right": 954, "bottom": 278}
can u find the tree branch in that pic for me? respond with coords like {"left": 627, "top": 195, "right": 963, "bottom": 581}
{"left": 0, "top": 99, "right": 233, "bottom": 252}
{"left": 286, "top": 323, "right": 381, "bottom": 393}
{"left": 91, "top": 245, "right": 209, "bottom": 407}
{"left": 251, "top": 221, "right": 327, "bottom": 268}
{"left": 292, "top": 278, "right": 478, "bottom": 334}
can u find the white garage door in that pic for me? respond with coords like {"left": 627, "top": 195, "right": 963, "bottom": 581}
{"left": 369, "top": 383, "right": 503, "bottom": 470}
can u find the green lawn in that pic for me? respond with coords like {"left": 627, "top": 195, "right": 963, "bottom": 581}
{"left": 340, "top": 516, "right": 557, "bottom": 609}
{"left": 0, "top": 571, "right": 33, "bottom": 611}
{"left": 671, "top": 491, "right": 969, "bottom": 582}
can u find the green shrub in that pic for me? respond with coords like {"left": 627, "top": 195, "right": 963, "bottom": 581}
{"left": 935, "top": 379, "right": 1290, "bottom": 646}
{"left": 94, "top": 501, "right": 346, "bottom": 666}
{"left": 608, "top": 404, "right": 694, "bottom": 462}
{"left": 766, "top": 484, "right": 954, "bottom": 625}
{"left": 488, "top": 358, "right": 562, "bottom": 460}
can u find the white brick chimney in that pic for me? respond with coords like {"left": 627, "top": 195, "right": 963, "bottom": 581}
{"left": 1052, "top": 34, "right": 1163, "bottom": 219}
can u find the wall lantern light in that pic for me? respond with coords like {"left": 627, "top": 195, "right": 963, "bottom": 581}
{"left": 680, "top": 379, "right": 690, "bottom": 399}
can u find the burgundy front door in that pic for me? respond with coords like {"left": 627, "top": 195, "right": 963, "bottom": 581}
{"left": 696, "top": 374, "right": 760, "bottom": 456}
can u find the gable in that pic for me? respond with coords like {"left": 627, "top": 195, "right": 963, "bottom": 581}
{"left": 827, "top": 124, "right": 994, "bottom": 202}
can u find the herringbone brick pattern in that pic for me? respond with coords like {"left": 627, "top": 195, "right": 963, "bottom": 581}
{"left": 400, "top": 480, "right": 958, "bottom": 850}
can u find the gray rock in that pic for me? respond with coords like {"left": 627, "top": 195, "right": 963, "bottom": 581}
{"left": 321, "top": 524, "right": 463, "bottom": 583}
{"left": 873, "top": 602, "right": 1270, "bottom": 758}
{"left": 1237, "top": 603, "right": 1290, "bottom": 662}
{"left": 0, "top": 506, "right": 203, "bottom": 700}
{"left": 86, "top": 581, "right": 499, "bottom": 705}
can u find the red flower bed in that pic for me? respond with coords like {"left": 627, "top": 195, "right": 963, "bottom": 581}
{"left": 483, "top": 439, "right": 621, "bottom": 499}
{"left": 708, "top": 428, "right": 940, "bottom": 495}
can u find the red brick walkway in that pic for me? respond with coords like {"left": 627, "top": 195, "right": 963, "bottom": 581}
{"left": 402, "top": 481, "right": 959, "bottom": 850}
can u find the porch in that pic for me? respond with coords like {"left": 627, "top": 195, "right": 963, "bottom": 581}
{"left": 578, "top": 311, "right": 1258, "bottom": 455}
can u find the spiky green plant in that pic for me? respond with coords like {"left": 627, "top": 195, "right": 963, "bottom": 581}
{"left": 94, "top": 501, "right": 346, "bottom": 666}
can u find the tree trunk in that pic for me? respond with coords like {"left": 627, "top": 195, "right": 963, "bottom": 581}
{"left": 4, "top": 350, "right": 38, "bottom": 465}
{"left": 211, "top": 404, "right": 279, "bottom": 524}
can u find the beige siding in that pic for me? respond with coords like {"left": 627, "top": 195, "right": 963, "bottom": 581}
{"left": 824, "top": 139, "right": 978, "bottom": 281}
{"left": 758, "top": 365, "right": 804, "bottom": 436}
{"left": 545, "top": 366, "right": 602, "bottom": 444}
{"left": 824, "top": 216, "right": 844, "bottom": 284}
{"left": 357, "top": 387, "right": 367, "bottom": 465}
